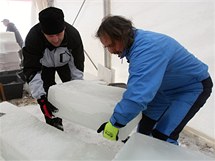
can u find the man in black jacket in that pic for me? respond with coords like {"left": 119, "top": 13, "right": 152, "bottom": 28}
{"left": 22, "top": 7, "right": 85, "bottom": 130}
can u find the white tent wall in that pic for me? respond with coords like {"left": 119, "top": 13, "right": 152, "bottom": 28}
{"left": 54, "top": 0, "right": 215, "bottom": 142}
{"left": 30, "top": 0, "right": 48, "bottom": 26}
{"left": 55, "top": 0, "right": 104, "bottom": 75}
{"left": 0, "top": 0, "right": 32, "bottom": 40}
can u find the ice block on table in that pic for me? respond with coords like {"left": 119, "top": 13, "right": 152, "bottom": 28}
{"left": 48, "top": 80, "right": 141, "bottom": 140}
{"left": 113, "top": 132, "right": 214, "bottom": 160}
{"left": 0, "top": 102, "right": 117, "bottom": 160}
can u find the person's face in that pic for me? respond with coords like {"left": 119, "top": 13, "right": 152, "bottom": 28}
{"left": 2, "top": 21, "right": 9, "bottom": 27}
{"left": 44, "top": 30, "right": 65, "bottom": 47}
{"left": 100, "top": 33, "right": 124, "bottom": 56}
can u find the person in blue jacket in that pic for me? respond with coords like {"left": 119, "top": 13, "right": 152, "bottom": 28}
{"left": 96, "top": 15, "right": 213, "bottom": 145}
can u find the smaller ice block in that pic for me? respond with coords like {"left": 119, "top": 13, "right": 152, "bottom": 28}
{"left": 113, "top": 133, "right": 214, "bottom": 160}
{"left": 0, "top": 42, "right": 20, "bottom": 53}
{"left": 48, "top": 80, "right": 141, "bottom": 140}
{"left": 0, "top": 32, "right": 20, "bottom": 53}
{"left": 0, "top": 52, "right": 20, "bottom": 62}
{"left": 0, "top": 102, "right": 118, "bottom": 160}
{"left": 0, "top": 32, "right": 17, "bottom": 42}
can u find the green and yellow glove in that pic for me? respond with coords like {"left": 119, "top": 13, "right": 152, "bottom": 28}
{"left": 97, "top": 121, "right": 119, "bottom": 141}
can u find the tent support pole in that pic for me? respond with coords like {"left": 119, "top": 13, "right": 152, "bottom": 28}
{"left": 103, "top": 0, "right": 111, "bottom": 69}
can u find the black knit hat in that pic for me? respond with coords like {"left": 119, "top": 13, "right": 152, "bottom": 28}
{"left": 39, "top": 7, "right": 65, "bottom": 35}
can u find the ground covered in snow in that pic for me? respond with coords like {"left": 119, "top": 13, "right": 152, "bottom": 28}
{"left": 7, "top": 90, "right": 215, "bottom": 159}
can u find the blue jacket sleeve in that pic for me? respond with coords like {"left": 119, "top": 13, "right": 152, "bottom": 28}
{"left": 110, "top": 38, "right": 172, "bottom": 127}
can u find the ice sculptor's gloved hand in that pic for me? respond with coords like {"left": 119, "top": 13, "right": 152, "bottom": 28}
{"left": 97, "top": 121, "right": 119, "bottom": 141}
{"left": 37, "top": 95, "right": 59, "bottom": 118}
{"left": 45, "top": 116, "right": 64, "bottom": 131}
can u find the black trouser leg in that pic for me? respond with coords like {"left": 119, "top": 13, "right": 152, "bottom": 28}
{"left": 45, "top": 116, "right": 64, "bottom": 131}
{"left": 137, "top": 114, "right": 157, "bottom": 135}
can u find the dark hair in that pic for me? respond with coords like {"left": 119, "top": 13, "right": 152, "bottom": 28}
{"left": 96, "top": 15, "right": 135, "bottom": 49}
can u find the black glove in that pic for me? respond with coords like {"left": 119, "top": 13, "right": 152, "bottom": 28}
{"left": 37, "top": 95, "right": 59, "bottom": 118}
{"left": 45, "top": 116, "right": 64, "bottom": 131}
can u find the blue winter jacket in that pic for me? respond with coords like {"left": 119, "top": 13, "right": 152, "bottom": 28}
{"left": 110, "top": 29, "right": 209, "bottom": 127}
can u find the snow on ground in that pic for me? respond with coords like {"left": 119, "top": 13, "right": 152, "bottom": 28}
{"left": 6, "top": 91, "right": 215, "bottom": 159}
{"left": 179, "top": 130, "right": 215, "bottom": 158}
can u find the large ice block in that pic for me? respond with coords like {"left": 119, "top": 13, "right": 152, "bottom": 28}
{"left": 0, "top": 32, "right": 21, "bottom": 71}
{"left": 0, "top": 62, "right": 20, "bottom": 71}
{"left": 0, "top": 52, "right": 20, "bottom": 71}
{"left": 0, "top": 102, "right": 117, "bottom": 160}
{"left": 48, "top": 80, "right": 141, "bottom": 140}
{"left": 0, "top": 32, "right": 20, "bottom": 53}
{"left": 0, "top": 52, "right": 20, "bottom": 62}
{"left": 113, "top": 133, "right": 214, "bottom": 160}
{"left": 0, "top": 42, "right": 20, "bottom": 53}
{"left": 0, "top": 32, "right": 17, "bottom": 42}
